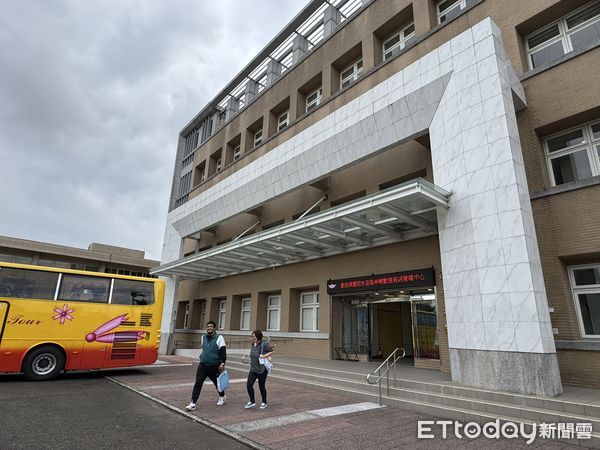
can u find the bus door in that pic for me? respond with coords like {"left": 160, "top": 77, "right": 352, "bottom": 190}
{"left": 0, "top": 301, "right": 9, "bottom": 344}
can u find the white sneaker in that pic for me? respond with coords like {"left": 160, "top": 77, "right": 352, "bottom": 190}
{"left": 244, "top": 401, "right": 256, "bottom": 409}
{"left": 217, "top": 395, "right": 226, "bottom": 406}
{"left": 185, "top": 402, "right": 196, "bottom": 411}
{"left": 260, "top": 402, "right": 268, "bottom": 409}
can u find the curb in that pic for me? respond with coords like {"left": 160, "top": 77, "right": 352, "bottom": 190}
{"left": 105, "top": 376, "right": 267, "bottom": 450}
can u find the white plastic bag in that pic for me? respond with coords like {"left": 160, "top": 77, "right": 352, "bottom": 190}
{"left": 217, "top": 370, "right": 230, "bottom": 391}
{"left": 259, "top": 357, "right": 273, "bottom": 373}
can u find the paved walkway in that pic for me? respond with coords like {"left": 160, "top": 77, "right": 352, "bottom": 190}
{"left": 104, "top": 356, "right": 587, "bottom": 449}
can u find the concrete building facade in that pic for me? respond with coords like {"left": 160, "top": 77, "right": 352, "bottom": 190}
{"left": 154, "top": 0, "right": 600, "bottom": 396}
{"left": 0, "top": 235, "right": 158, "bottom": 277}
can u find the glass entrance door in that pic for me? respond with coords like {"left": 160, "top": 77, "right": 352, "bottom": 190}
{"left": 411, "top": 300, "right": 439, "bottom": 360}
{"left": 341, "top": 300, "right": 368, "bottom": 354}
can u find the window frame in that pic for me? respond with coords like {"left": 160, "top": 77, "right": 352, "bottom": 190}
{"left": 569, "top": 263, "right": 600, "bottom": 338}
{"left": 340, "top": 59, "right": 364, "bottom": 90}
{"left": 305, "top": 87, "right": 322, "bottom": 113}
{"left": 240, "top": 297, "right": 251, "bottom": 331}
{"left": 437, "top": 0, "right": 466, "bottom": 24}
{"left": 300, "top": 291, "right": 319, "bottom": 332}
{"left": 382, "top": 22, "right": 416, "bottom": 61}
{"left": 525, "top": 1, "right": 600, "bottom": 70}
{"left": 277, "top": 111, "right": 289, "bottom": 132}
{"left": 543, "top": 119, "right": 600, "bottom": 186}
{"left": 0, "top": 267, "right": 59, "bottom": 300}
{"left": 183, "top": 301, "right": 191, "bottom": 329}
{"left": 110, "top": 278, "right": 155, "bottom": 305}
{"left": 57, "top": 273, "right": 111, "bottom": 304}
{"left": 218, "top": 299, "right": 227, "bottom": 330}
{"left": 233, "top": 144, "right": 241, "bottom": 161}
{"left": 253, "top": 129, "right": 263, "bottom": 147}
{"left": 267, "top": 295, "right": 281, "bottom": 331}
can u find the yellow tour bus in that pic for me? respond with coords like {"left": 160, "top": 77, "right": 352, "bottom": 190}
{"left": 0, "top": 262, "right": 164, "bottom": 381}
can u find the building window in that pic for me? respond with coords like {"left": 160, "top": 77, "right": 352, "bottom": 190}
{"left": 525, "top": 2, "right": 600, "bottom": 69}
{"left": 233, "top": 145, "right": 241, "bottom": 161}
{"left": 267, "top": 295, "right": 280, "bottom": 331}
{"left": 382, "top": 22, "right": 415, "bottom": 60}
{"left": 570, "top": 264, "right": 600, "bottom": 337}
{"left": 254, "top": 129, "right": 263, "bottom": 147}
{"left": 218, "top": 299, "right": 227, "bottom": 330}
{"left": 184, "top": 302, "right": 191, "bottom": 329}
{"left": 216, "top": 158, "right": 222, "bottom": 172}
{"left": 437, "top": 0, "right": 466, "bottom": 24}
{"left": 277, "top": 111, "right": 289, "bottom": 132}
{"left": 543, "top": 119, "right": 600, "bottom": 186}
{"left": 178, "top": 172, "right": 191, "bottom": 199}
{"left": 300, "top": 292, "right": 319, "bottom": 331}
{"left": 0, "top": 253, "right": 33, "bottom": 264}
{"left": 340, "top": 59, "right": 363, "bottom": 90}
{"left": 240, "top": 297, "right": 251, "bottom": 330}
{"left": 305, "top": 88, "right": 322, "bottom": 113}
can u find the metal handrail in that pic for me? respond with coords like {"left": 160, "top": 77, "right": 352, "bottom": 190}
{"left": 366, "top": 347, "right": 406, "bottom": 405}
{"left": 241, "top": 337, "right": 273, "bottom": 364}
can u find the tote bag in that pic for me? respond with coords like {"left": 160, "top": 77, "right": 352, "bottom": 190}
{"left": 259, "top": 342, "right": 273, "bottom": 373}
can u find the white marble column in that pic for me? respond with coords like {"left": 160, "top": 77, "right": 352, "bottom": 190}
{"left": 428, "top": 19, "right": 561, "bottom": 396}
{"left": 158, "top": 274, "right": 179, "bottom": 355}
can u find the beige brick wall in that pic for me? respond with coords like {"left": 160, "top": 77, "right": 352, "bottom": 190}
{"left": 532, "top": 186, "right": 600, "bottom": 340}
{"left": 557, "top": 350, "right": 600, "bottom": 387}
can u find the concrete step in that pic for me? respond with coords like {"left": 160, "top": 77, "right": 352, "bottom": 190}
{"left": 227, "top": 358, "right": 600, "bottom": 419}
{"left": 226, "top": 359, "right": 600, "bottom": 447}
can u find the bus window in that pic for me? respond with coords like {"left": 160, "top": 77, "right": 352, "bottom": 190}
{"left": 58, "top": 274, "right": 110, "bottom": 303}
{"left": 0, "top": 267, "right": 58, "bottom": 300}
{"left": 111, "top": 279, "right": 154, "bottom": 305}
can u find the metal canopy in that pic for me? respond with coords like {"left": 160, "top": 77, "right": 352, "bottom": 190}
{"left": 151, "top": 178, "right": 450, "bottom": 280}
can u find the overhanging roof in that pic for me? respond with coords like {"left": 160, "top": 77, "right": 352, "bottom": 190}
{"left": 152, "top": 179, "right": 450, "bottom": 280}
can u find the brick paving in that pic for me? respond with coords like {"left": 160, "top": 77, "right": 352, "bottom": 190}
{"left": 105, "top": 356, "right": 588, "bottom": 449}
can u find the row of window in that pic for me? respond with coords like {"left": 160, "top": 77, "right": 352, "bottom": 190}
{"left": 176, "top": 263, "right": 600, "bottom": 338}
{"left": 214, "top": 292, "right": 319, "bottom": 332}
{"left": 0, "top": 254, "right": 153, "bottom": 278}
{"left": 175, "top": 0, "right": 473, "bottom": 200}
{"left": 177, "top": 0, "right": 600, "bottom": 203}
{"left": 0, "top": 267, "right": 155, "bottom": 305}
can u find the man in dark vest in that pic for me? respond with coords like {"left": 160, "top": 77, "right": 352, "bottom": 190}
{"left": 186, "top": 320, "right": 227, "bottom": 410}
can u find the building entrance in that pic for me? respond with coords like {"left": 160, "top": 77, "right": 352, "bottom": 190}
{"left": 338, "top": 289, "right": 439, "bottom": 365}
{"left": 330, "top": 268, "right": 439, "bottom": 366}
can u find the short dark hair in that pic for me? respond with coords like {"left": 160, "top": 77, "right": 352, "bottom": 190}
{"left": 206, "top": 320, "right": 217, "bottom": 327}
{"left": 252, "top": 329, "right": 263, "bottom": 340}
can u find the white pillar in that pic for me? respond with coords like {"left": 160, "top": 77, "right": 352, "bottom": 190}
{"left": 428, "top": 19, "right": 561, "bottom": 396}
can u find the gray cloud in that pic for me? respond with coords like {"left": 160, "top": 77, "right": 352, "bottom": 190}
{"left": 0, "top": 0, "right": 301, "bottom": 260}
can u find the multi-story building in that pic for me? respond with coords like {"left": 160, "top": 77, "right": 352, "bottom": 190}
{"left": 0, "top": 235, "right": 158, "bottom": 277}
{"left": 154, "top": 0, "right": 600, "bottom": 396}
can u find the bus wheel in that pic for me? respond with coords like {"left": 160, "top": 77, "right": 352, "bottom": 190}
{"left": 23, "top": 346, "right": 65, "bottom": 381}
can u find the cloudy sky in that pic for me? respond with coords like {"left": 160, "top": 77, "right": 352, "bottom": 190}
{"left": 0, "top": 0, "right": 301, "bottom": 261}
